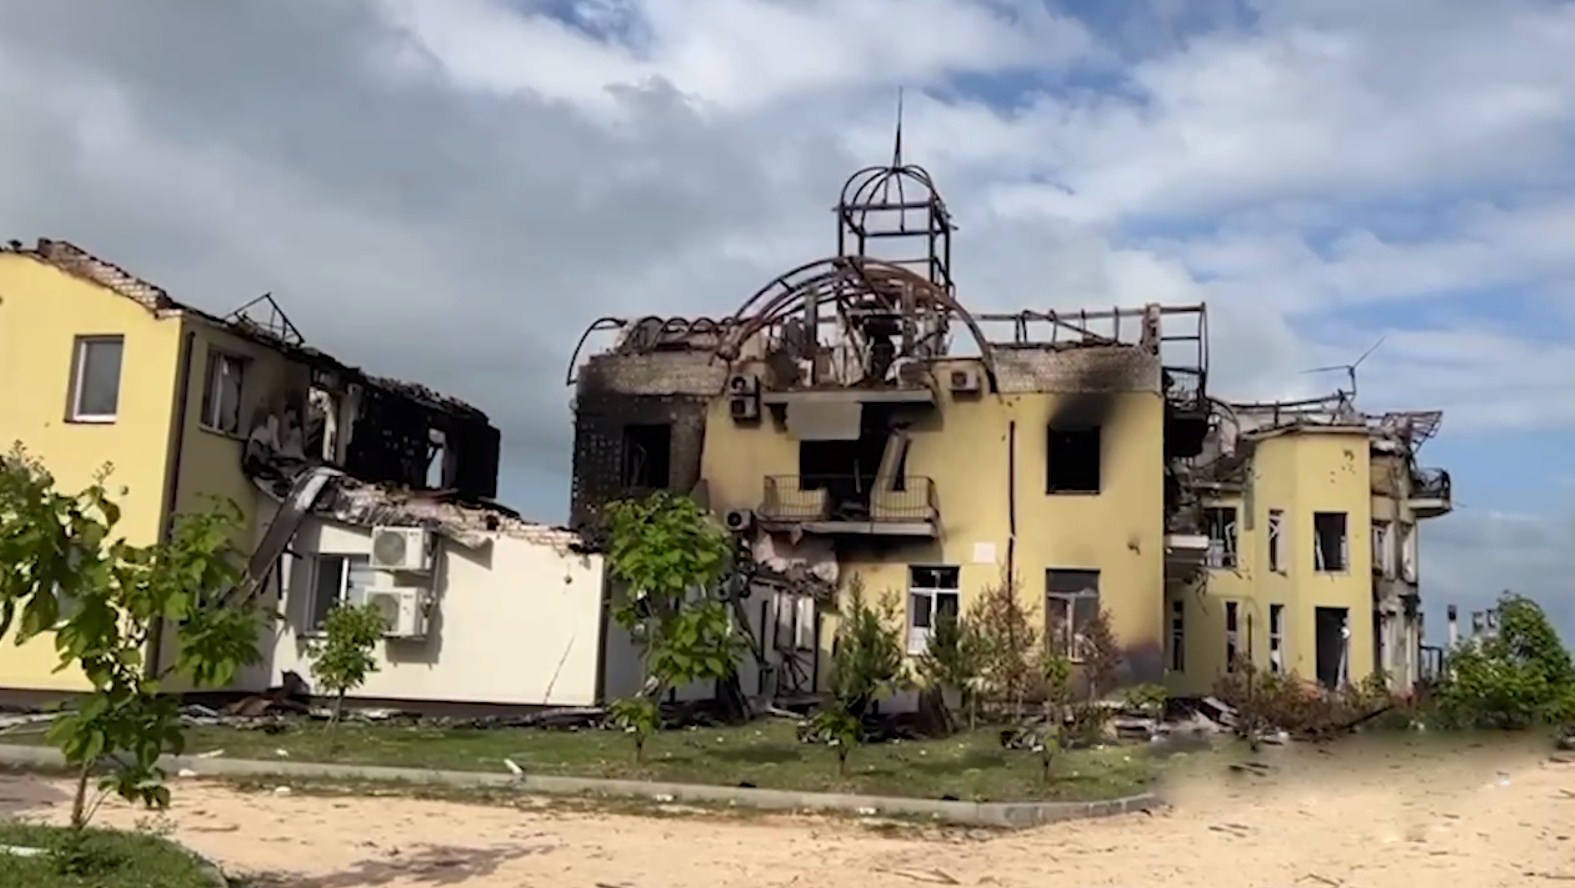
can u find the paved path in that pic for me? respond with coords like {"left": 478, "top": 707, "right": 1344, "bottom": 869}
{"left": 1, "top": 738, "right": 1571, "bottom": 887}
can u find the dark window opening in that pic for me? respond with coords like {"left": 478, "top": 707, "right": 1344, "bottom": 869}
{"left": 1315, "top": 606, "right": 1350, "bottom": 690}
{"left": 1046, "top": 569, "right": 1100, "bottom": 661}
{"left": 797, "top": 411, "right": 894, "bottom": 519}
{"left": 1225, "top": 601, "right": 1240, "bottom": 671}
{"left": 426, "top": 428, "right": 448, "bottom": 489}
{"left": 1314, "top": 512, "right": 1349, "bottom": 572}
{"left": 1047, "top": 426, "right": 1101, "bottom": 494}
{"left": 1204, "top": 506, "right": 1238, "bottom": 568}
{"left": 621, "top": 424, "right": 672, "bottom": 489}
{"left": 1169, "top": 598, "right": 1185, "bottom": 672}
{"left": 1269, "top": 604, "right": 1284, "bottom": 674}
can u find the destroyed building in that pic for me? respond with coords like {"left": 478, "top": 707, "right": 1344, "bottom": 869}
{"left": 568, "top": 155, "right": 1452, "bottom": 702}
{"left": 0, "top": 239, "right": 610, "bottom": 712}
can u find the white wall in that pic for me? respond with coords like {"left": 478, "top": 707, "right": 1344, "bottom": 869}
{"left": 246, "top": 501, "right": 608, "bottom": 708}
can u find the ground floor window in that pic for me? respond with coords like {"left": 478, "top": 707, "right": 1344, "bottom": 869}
{"left": 1046, "top": 569, "right": 1100, "bottom": 662}
{"left": 1269, "top": 603, "right": 1285, "bottom": 674}
{"left": 907, "top": 566, "right": 960, "bottom": 654}
{"left": 307, "top": 554, "right": 375, "bottom": 631}
{"left": 1169, "top": 598, "right": 1185, "bottom": 672}
{"left": 1225, "top": 601, "right": 1240, "bottom": 671}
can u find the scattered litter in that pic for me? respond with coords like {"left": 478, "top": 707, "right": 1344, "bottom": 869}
{"left": 272, "top": 786, "right": 292, "bottom": 796}
{"left": 0, "top": 845, "right": 45, "bottom": 858}
{"left": 176, "top": 768, "right": 198, "bottom": 779}
{"left": 195, "top": 749, "right": 225, "bottom": 759}
{"left": 1298, "top": 875, "right": 1341, "bottom": 887}
{"left": 875, "top": 868, "right": 959, "bottom": 885}
{"left": 274, "top": 748, "right": 290, "bottom": 758}
{"left": 856, "top": 806, "right": 877, "bottom": 816}
{"left": 653, "top": 793, "right": 675, "bottom": 803}
{"left": 503, "top": 758, "right": 524, "bottom": 777}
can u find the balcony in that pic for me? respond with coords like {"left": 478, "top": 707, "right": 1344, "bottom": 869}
{"left": 760, "top": 475, "right": 938, "bottom": 537}
{"left": 1409, "top": 468, "right": 1453, "bottom": 518}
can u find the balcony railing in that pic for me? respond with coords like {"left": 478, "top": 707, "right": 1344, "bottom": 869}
{"left": 760, "top": 475, "right": 938, "bottom": 525}
{"left": 1413, "top": 468, "right": 1451, "bottom": 500}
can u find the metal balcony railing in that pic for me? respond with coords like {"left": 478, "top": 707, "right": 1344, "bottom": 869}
{"left": 1413, "top": 468, "right": 1451, "bottom": 500}
{"left": 760, "top": 475, "right": 938, "bottom": 524}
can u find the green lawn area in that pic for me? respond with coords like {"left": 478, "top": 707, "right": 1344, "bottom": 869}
{"left": 0, "top": 822, "right": 217, "bottom": 888}
{"left": 166, "top": 719, "right": 1157, "bottom": 802}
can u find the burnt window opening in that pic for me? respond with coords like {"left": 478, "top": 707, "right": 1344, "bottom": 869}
{"left": 796, "top": 411, "right": 894, "bottom": 519}
{"left": 620, "top": 423, "right": 672, "bottom": 490}
{"left": 1047, "top": 426, "right": 1101, "bottom": 494}
{"left": 1225, "top": 600, "right": 1240, "bottom": 671}
{"left": 1314, "top": 512, "right": 1349, "bottom": 572}
{"left": 1204, "top": 506, "right": 1238, "bottom": 569}
{"left": 426, "top": 428, "right": 448, "bottom": 489}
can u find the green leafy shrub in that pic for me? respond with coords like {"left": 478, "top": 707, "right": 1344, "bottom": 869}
{"left": 1436, "top": 593, "right": 1575, "bottom": 729}
{"left": 914, "top": 610, "right": 982, "bottom": 732}
{"left": 608, "top": 695, "right": 660, "bottom": 763}
{"left": 807, "top": 708, "right": 862, "bottom": 776}
{"left": 306, "top": 601, "right": 387, "bottom": 741}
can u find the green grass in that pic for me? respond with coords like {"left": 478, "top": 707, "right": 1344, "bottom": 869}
{"left": 0, "top": 821, "right": 217, "bottom": 888}
{"left": 171, "top": 719, "right": 1156, "bottom": 802}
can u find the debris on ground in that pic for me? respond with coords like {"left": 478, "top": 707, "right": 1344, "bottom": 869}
{"left": 1196, "top": 697, "right": 1238, "bottom": 730}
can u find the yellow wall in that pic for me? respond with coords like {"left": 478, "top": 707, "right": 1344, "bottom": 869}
{"left": 0, "top": 255, "right": 185, "bottom": 690}
{"left": 700, "top": 363, "right": 1167, "bottom": 685}
{"left": 1178, "top": 429, "right": 1375, "bottom": 693}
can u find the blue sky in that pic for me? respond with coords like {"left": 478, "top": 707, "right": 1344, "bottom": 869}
{"left": 0, "top": 0, "right": 1570, "bottom": 643}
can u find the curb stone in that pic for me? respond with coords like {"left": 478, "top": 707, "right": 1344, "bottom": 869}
{"left": 0, "top": 743, "right": 1164, "bottom": 829}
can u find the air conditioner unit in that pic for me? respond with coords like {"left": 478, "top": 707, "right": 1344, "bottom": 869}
{"left": 370, "top": 526, "right": 431, "bottom": 572}
{"left": 948, "top": 366, "right": 982, "bottom": 393}
{"left": 724, "top": 508, "right": 754, "bottom": 532}
{"left": 365, "top": 587, "right": 427, "bottom": 638}
{"left": 726, "top": 372, "right": 760, "bottom": 395}
{"left": 729, "top": 394, "right": 760, "bottom": 421}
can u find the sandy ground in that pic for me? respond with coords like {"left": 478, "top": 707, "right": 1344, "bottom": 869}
{"left": 2, "top": 740, "right": 1572, "bottom": 887}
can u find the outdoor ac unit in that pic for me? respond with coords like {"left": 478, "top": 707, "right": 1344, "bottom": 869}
{"left": 366, "top": 587, "right": 427, "bottom": 638}
{"left": 948, "top": 366, "right": 982, "bottom": 393}
{"left": 724, "top": 508, "right": 754, "bottom": 532}
{"left": 370, "top": 526, "right": 431, "bottom": 572}
{"left": 729, "top": 393, "right": 760, "bottom": 421}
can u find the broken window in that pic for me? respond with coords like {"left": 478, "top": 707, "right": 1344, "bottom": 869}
{"left": 620, "top": 423, "right": 672, "bottom": 489}
{"left": 1267, "top": 509, "right": 1284, "bottom": 572}
{"left": 200, "top": 349, "right": 248, "bottom": 434}
{"left": 426, "top": 428, "right": 448, "bottom": 489}
{"left": 68, "top": 335, "right": 124, "bottom": 422}
{"left": 1046, "top": 569, "right": 1100, "bottom": 662}
{"left": 1400, "top": 523, "right": 1417, "bottom": 582}
{"left": 1313, "top": 512, "right": 1349, "bottom": 572}
{"left": 1269, "top": 603, "right": 1285, "bottom": 674}
{"left": 307, "top": 554, "right": 376, "bottom": 632}
{"left": 908, "top": 566, "right": 960, "bottom": 655}
{"left": 1204, "top": 506, "right": 1238, "bottom": 569}
{"left": 1225, "top": 601, "right": 1240, "bottom": 671}
{"left": 1046, "top": 426, "right": 1101, "bottom": 494}
{"left": 1372, "top": 519, "right": 1393, "bottom": 576}
{"left": 773, "top": 594, "right": 817, "bottom": 653}
{"left": 1169, "top": 598, "right": 1185, "bottom": 673}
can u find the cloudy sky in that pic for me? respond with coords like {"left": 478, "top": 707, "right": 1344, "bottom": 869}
{"left": 1, "top": 0, "right": 1571, "bottom": 642}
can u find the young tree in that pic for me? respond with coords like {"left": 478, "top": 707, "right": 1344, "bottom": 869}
{"left": 306, "top": 601, "right": 386, "bottom": 743}
{"left": 967, "top": 574, "right": 1040, "bottom": 716}
{"left": 915, "top": 609, "right": 982, "bottom": 732}
{"left": 810, "top": 577, "right": 906, "bottom": 776}
{"left": 0, "top": 447, "right": 265, "bottom": 829}
{"left": 608, "top": 695, "right": 659, "bottom": 765}
{"left": 603, "top": 492, "right": 741, "bottom": 757}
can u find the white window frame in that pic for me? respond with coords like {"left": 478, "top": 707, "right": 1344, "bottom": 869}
{"left": 68, "top": 335, "right": 125, "bottom": 422}
{"left": 1046, "top": 569, "right": 1100, "bottom": 663}
{"left": 1269, "top": 603, "right": 1285, "bottom": 674}
{"left": 200, "top": 349, "right": 248, "bottom": 434}
{"left": 1169, "top": 598, "right": 1185, "bottom": 673}
{"left": 305, "top": 553, "right": 373, "bottom": 633}
{"left": 1204, "top": 506, "right": 1238, "bottom": 569}
{"left": 907, "top": 566, "right": 960, "bottom": 655}
{"left": 1267, "top": 509, "right": 1284, "bottom": 573}
{"left": 1313, "top": 512, "right": 1349, "bottom": 573}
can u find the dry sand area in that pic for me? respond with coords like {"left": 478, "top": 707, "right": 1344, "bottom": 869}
{"left": 1, "top": 737, "right": 1571, "bottom": 887}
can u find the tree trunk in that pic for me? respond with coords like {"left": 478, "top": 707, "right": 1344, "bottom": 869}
{"left": 70, "top": 759, "right": 91, "bottom": 830}
{"left": 329, "top": 690, "right": 345, "bottom": 751}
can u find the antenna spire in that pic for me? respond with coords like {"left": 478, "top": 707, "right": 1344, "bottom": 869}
{"left": 892, "top": 87, "right": 904, "bottom": 168}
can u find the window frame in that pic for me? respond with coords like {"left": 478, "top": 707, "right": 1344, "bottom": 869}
{"left": 1204, "top": 506, "right": 1239, "bottom": 569}
{"left": 1269, "top": 603, "right": 1285, "bottom": 674}
{"left": 906, "top": 565, "right": 960, "bottom": 655}
{"left": 1267, "top": 509, "right": 1284, "bottom": 573}
{"left": 305, "top": 553, "right": 374, "bottom": 633}
{"left": 1045, "top": 425, "right": 1102, "bottom": 494}
{"left": 1225, "top": 600, "right": 1240, "bottom": 671}
{"left": 199, "top": 348, "right": 250, "bottom": 435}
{"left": 1313, "top": 511, "right": 1350, "bottom": 573}
{"left": 67, "top": 335, "right": 126, "bottom": 423}
{"left": 1169, "top": 597, "right": 1185, "bottom": 673}
{"left": 1046, "top": 568, "right": 1101, "bottom": 663}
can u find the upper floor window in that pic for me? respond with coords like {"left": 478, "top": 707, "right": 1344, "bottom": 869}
{"left": 68, "top": 335, "right": 124, "bottom": 422}
{"left": 1313, "top": 511, "right": 1349, "bottom": 572}
{"left": 1047, "top": 426, "right": 1101, "bottom": 494}
{"left": 1204, "top": 506, "right": 1238, "bottom": 569}
{"left": 200, "top": 349, "right": 248, "bottom": 435}
{"left": 1267, "top": 509, "right": 1284, "bottom": 572}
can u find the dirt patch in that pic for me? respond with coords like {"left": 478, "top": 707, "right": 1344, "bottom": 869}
{"left": 3, "top": 737, "right": 1572, "bottom": 887}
